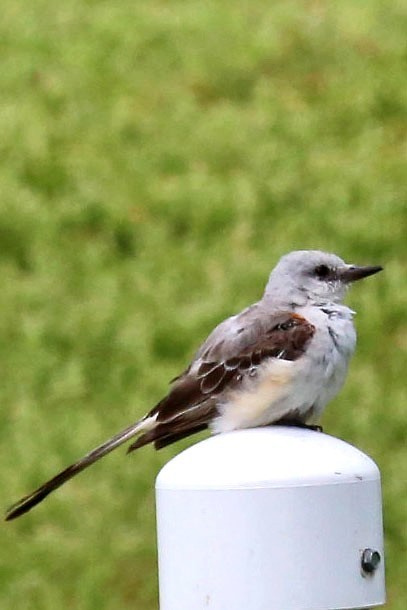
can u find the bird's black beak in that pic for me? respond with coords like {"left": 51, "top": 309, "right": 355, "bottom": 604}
{"left": 340, "top": 265, "right": 383, "bottom": 283}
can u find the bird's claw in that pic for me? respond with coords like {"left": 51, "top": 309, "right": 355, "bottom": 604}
{"left": 275, "top": 420, "right": 323, "bottom": 433}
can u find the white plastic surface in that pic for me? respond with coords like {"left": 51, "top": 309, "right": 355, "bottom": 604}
{"left": 156, "top": 427, "right": 385, "bottom": 610}
{"left": 156, "top": 427, "right": 380, "bottom": 489}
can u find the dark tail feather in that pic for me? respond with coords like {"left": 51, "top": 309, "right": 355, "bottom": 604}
{"left": 127, "top": 401, "right": 216, "bottom": 453}
{"left": 5, "top": 417, "right": 152, "bottom": 521}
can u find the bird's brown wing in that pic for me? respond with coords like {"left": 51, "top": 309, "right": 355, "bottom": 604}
{"left": 129, "top": 311, "right": 315, "bottom": 450}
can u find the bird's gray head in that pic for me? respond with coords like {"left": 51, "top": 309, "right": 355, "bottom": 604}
{"left": 264, "top": 250, "right": 382, "bottom": 307}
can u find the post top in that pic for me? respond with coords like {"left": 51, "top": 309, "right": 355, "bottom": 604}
{"left": 156, "top": 427, "right": 380, "bottom": 490}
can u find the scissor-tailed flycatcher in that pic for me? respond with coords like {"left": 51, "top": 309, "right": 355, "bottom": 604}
{"left": 5, "top": 250, "right": 382, "bottom": 520}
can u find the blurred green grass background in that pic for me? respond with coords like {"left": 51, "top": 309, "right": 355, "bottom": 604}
{"left": 1, "top": 1, "right": 406, "bottom": 608}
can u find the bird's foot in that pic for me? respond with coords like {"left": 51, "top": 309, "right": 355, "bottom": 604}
{"left": 275, "top": 420, "right": 323, "bottom": 433}
{"left": 304, "top": 424, "right": 323, "bottom": 433}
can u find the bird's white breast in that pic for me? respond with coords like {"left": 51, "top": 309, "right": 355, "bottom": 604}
{"left": 297, "top": 304, "right": 356, "bottom": 419}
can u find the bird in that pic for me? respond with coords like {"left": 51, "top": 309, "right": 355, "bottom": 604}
{"left": 5, "top": 250, "right": 383, "bottom": 521}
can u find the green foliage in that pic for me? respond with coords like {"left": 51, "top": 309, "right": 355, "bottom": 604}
{"left": 1, "top": 1, "right": 406, "bottom": 608}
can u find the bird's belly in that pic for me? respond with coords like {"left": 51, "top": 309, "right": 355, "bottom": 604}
{"left": 212, "top": 358, "right": 317, "bottom": 432}
{"left": 212, "top": 333, "right": 351, "bottom": 433}
{"left": 212, "top": 359, "right": 296, "bottom": 433}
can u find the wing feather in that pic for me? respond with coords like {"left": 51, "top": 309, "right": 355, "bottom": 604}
{"left": 129, "top": 309, "right": 315, "bottom": 451}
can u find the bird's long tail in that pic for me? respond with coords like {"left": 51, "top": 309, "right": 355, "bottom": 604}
{"left": 5, "top": 416, "right": 155, "bottom": 521}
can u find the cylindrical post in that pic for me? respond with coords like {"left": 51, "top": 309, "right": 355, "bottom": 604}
{"left": 156, "top": 427, "right": 385, "bottom": 610}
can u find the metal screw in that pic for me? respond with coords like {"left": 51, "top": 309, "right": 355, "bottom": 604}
{"left": 361, "top": 548, "right": 381, "bottom": 573}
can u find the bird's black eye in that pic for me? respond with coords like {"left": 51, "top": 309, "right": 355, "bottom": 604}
{"left": 314, "top": 264, "right": 330, "bottom": 279}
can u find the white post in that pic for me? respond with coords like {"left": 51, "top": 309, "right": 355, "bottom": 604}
{"left": 156, "top": 427, "right": 386, "bottom": 610}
